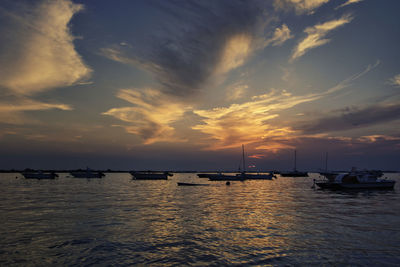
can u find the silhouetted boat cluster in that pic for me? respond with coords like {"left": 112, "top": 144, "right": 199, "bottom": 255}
{"left": 315, "top": 168, "right": 395, "bottom": 190}
{"left": 15, "top": 147, "right": 397, "bottom": 190}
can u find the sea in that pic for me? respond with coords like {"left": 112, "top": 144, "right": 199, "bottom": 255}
{"left": 1, "top": 172, "right": 400, "bottom": 266}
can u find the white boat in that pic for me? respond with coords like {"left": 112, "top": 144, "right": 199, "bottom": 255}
{"left": 70, "top": 168, "right": 105, "bottom": 178}
{"left": 21, "top": 171, "right": 58, "bottom": 180}
{"left": 130, "top": 171, "right": 172, "bottom": 180}
{"left": 315, "top": 168, "right": 395, "bottom": 190}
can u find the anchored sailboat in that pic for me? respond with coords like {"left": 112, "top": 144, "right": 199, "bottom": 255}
{"left": 280, "top": 149, "right": 308, "bottom": 177}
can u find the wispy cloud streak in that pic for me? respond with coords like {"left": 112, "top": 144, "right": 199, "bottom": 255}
{"left": 336, "top": 0, "right": 363, "bottom": 9}
{"left": 101, "top": 1, "right": 270, "bottom": 97}
{"left": 274, "top": 0, "right": 330, "bottom": 14}
{"left": 191, "top": 61, "right": 379, "bottom": 150}
{"left": 291, "top": 14, "right": 353, "bottom": 61}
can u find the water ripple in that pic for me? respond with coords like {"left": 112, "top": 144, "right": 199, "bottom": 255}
{"left": 0, "top": 173, "right": 399, "bottom": 265}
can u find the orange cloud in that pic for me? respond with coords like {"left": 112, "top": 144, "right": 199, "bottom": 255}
{"left": 0, "top": 0, "right": 91, "bottom": 95}
{"left": 248, "top": 154, "right": 266, "bottom": 159}
{"left": 103, "top": 88, "right": 191, "bottom": 144}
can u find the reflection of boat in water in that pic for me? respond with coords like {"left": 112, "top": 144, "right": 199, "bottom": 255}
{"left": 22, "top": 171, "right": 58, "bottom": 180}
{"left": 316, "top": 169, "right": 395, "bottom": 190}
{"left": 280, "top": 150, "right": 308, "bottom": 177}
{"left": 130, "top": 171, "right": 173, "bottom": 180}
{"left": 70, "top": 168, "right": 105, "bottom": 178}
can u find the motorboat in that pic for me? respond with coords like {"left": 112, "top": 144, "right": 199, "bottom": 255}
{"left": 21, "top": 171, "right": 58, "bottom": 180}
{"left": 280, "top": 149, "right": 308, "bottom": 177}
{"left": 208, "top": 173, "right": 246, "bottom": 181}
{"left": 130, "top": 171, "right": 172, "bottom": 180}
{"left": 315, "top": 169, "right": 395, "bottom": 190}
{"left": 70, "top": 168, "right": 105, "bottom": 178}
{"left": 239, "top": 172, "right": 275, "bottom": 180}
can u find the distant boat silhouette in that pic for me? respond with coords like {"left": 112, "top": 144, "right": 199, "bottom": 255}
{"left": 239, "top": 144, "right": 275, "bottom": 179}
{"left": 70, "top": 168, "right": 105, "bottom": 178}
{"left": 21, "top": 170, "right": 58, "bottom": 180}
{"left": 318, "top": 152, "right": 338, "bottom": 180}
{"left": 130, "top": 171, "right": 172, "bottom": 180}
{"left": 280, "top": 150, "right": 308, "bottom": 177}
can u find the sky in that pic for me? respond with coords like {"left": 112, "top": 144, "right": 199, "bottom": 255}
{"left": 0, "top": 0, "right": 399, "bottom": 171}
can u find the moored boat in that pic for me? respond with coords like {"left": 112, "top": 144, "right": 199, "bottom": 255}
{"left": 239, "top": 173, "right": 275, "bottom": 180}
{"left": 315, "top": 169, "right": 395, "bottom": 190}
{"left": 208, "top": 173, "right": 246, "bottom": 181}
{"left": 197, "top": 173, "right": 214, "bottom": 178}
{"left": 21, "top": 171, "right": 58, "bottom": 180}
{"left": 130, "top": 171, "right": 172, "bottom": 180}
{"left": 280, "top": 170, "right": 309, "bottom": 177}
{"left": 280, "top": 149, "right": 308, "bottom": 177}
{"left": 70, "top": 168, "right": 105, "bottom": 178}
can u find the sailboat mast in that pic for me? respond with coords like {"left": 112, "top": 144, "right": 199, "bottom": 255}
{"left": 294, "top": 149, "right": 297, "bottom": 171}
{"left": 325, "top": 152, "right": 328, "bottom": 172}
{"left": 242, "top": 144, "right": 246, "bottom": 173}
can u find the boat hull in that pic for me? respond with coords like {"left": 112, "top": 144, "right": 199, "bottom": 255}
{"left": 131, "top": 172, "right": 169, "bottom": 180}
{"left": 280, "top": 172, "right": 308, "bottom": 177}
{"left": 70, "top": 172, "right": 104, "bottom": 178}
{"left": 316, "top": 181, "right": 395, "bottom": 190}
{"left": 208, "top": 174, "right": 246, "bottom": 181}
{"left": 197, "top": 173, "right": 213, "bottom": 178}
{"left": 22, "top": 173, "right": 57, "bottom": 179}
{"left": 242, "top": 174, "right": 274, "bottom": 180}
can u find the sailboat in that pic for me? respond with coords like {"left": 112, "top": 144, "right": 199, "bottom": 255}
{"left": 208, "top": 145, "right": 248, "bottom": 181}
{"left": 239, "top": 145, "right": 275, "bottom": 180}
{"left": 280, "top": 150, "right": 308, "bottom": 177}
{"left": 318, "top": 152, "right": 338, "bottom": 181}
{"left": 207, "top": 145, "right": 275, "bottom": 181}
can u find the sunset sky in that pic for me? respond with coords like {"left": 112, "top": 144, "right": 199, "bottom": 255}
{"left": 0, "top": 0, "right": 399, "bottom": 170}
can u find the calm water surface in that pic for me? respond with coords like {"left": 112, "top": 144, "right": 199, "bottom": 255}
{"left": 1, "top": 173, "right": 400, "bottom": 266}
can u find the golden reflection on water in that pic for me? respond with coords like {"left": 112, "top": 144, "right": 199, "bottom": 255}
{"left": 1, "top": 173, "right": 399, "bottom": 265}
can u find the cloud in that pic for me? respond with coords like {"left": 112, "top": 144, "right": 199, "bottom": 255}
{"left": 268, "top": 24, "right": 294, "bottom": 46}
{"left": 192, "top": 89, "right": 319, "bottom": 150}
{"left": 295, "top": 103, "right": 400, "bottom": 134}
{"left": 390, "top": 74, "right": 400, "bottom": 87}
{"left": 274, "top": 0, "right": 330, "bottom": 14}
{"left": 101, "top": 1, "right": 270, "bottom": 97}
{"left": 291, "top": 14, "right": 353, "bottom": 61}
{"left": 0, "top": 0, "right": 91, "bottom": 95}
{"left": 226, "top": 84, "right": 248, "bottom": 101}
{"left": 336, "top": 0, "right": 363, "bottom": 9}
{"left": 191, "top": 61, "right": 379, "bottom": 150}
{"left": 102, "top": 89, "right": 191, "bottom": 144}
{"left": 0, "top": 96, "right": 72, "bottom": 124}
